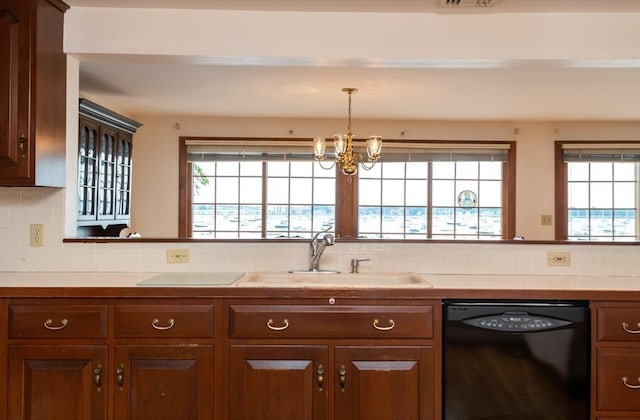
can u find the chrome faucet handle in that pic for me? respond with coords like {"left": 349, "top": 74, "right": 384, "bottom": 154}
{"left": 350, "top": 258, "right": 371, "bottom": 274}
{"left": 312, "top": 226, "right": 332, "bottom": 242}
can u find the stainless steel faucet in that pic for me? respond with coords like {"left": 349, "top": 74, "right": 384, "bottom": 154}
{"left": 309, "top": 227, "right": 335, "bottom": 271}
{"left": 350, "top": 258, "right": 371, "bottom": 273}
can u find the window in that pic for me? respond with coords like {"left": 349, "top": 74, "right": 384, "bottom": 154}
{"left": 191, "top": 160, "right": 335, "bottom": 238}
{"left": 556, "top": 141, "right": 640, "bottom": 241}
{"left": 179, "top": 138, "right": 515, "bottom": 240}
{"left": 358, "top": 160, "right": 504, "bottom": 239}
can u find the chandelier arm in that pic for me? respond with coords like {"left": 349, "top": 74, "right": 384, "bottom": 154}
{"left": 360, "top": 161, "right": 377, "bottom": 171}
{"left": 317, "top": 159, "right": 336, "bottom": 170}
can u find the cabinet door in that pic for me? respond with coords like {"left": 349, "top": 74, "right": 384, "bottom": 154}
{"left": 0, "top": 0, "right": 26, "bottom": 168}
{"left": 97, "top": 127, "right": 117, "bottom": 221}
{"left": 0, "top": 0, "right": 66, "bottom": 186}
{"left": 113, "top": 345, "right": 214, "bottom": 420}
{"left": 115, "top": 132, "right": 133, "bottom": 221}
{"left": 334, "top": 346, "right": 434, "bottom": 420}
{"left": 596, "top": 347, "right": 640, "bottom": 412}
{"left": 8, "top": 345, "right": 107, "bottom": 420}
{"left": 78, "top": 118, "right": 100, "bottom": 222}
{"left": 229, "top": 345, "right": 329, "bottom": 420}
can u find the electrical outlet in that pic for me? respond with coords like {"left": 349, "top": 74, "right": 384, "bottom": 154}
{"left": 167, "top": 248, "right": 190, "bottom": 264}
{"left": 30, "top": 224, "right": 44, "bottom": 247}
{"left": 541, "top": 214, "right": 553, "bottom": 226}
{"left": 547, "top": 251, "right": 570, "bottom": 267}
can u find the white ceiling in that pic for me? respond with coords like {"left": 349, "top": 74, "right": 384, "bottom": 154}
{"left": 64, "top": 0, "right": 640, "bottom": 13}
{"left": 66, "top": 0, "right": 640, "bottom": 121}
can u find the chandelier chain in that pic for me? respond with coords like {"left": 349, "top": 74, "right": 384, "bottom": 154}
{"left": 347, "top": 90, "right": 352, "bottom": 135}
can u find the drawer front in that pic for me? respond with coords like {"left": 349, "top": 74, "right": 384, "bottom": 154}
{"left": 229, "top": 305, "right": 433, "bottom": 339}
{"left": 597, "top": 348, "right": 640, "bottom": 412}
{"left": 115, "top": 304, "right": 214, "bottom": 338}
{"left": 597, "top": 306, "right": 640, "bottom": 341}
{"left": 9, "top": 304, "right": 108, "bottom": 339}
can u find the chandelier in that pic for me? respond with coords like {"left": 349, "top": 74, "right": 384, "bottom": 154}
{"left": 313, "top": 87, "right": 382, "bottom": 179}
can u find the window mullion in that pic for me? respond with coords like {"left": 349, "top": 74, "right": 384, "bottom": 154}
{"left": 427, "top": 162, "right": 433, "bottom": 239}
{"left": 261, "top": 162, "right": 267, "bottom": 238}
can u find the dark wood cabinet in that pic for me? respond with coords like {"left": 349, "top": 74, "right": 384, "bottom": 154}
{"left": 228, "top": 301, "right": 437, "bottom": 420}
{"left": 334, "top": 346, "right": 434, "bottom": 420}
{"left": 114, "top": 345, "right": 214, "bottom": 420}
{"left": 5, "top": 298, "right": 215, "bottom": 420}
{"left": 8, "top": 345, "right": 108, "bottom": 420}
{"left": 7, "top": 301, "right": 108, "bottom": 419}
{"left": 0, "top": 0, "right": 68, "bottom": 186}
{"left": 78, "top": 99, "right": 141, "bottom": 236}
{"left": 229, "top": 345, "right": 329, "bottom": 420}
{"left": 593, "top": 302, "right": 640, "bottom": 419}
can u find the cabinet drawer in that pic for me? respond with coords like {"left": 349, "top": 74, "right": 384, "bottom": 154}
{"left": 9, "top": 304, "right": 108, "bottom": 339}
{"left": 597, "top": 306, "right": 640, "bottom": 341}
{"left": 115, "top": 304, "right": 214, "bottom": 338}
{"left": 229, "top": 305, "right": 433, "bottom": 339}
{"left": 597, "top": 348, "right": 640, "bottom": 412}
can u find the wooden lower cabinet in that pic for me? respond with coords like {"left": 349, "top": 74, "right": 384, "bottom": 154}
{"left": 229, "top": 345, "right": 329, "bottom": 420}
{"left": 228, "top": 300, "right": 437, "bottom": 420}
{"left": 114, "top": 345, "right": 214, "bottom": 420}
{"left": 334, "top": 346, "right": 434, "bottom": 420}
{"left": 5, "top": 299, "right": 216, "bottom": 420}
{"left": 229, "top": 345, "right": 433, "bottom": 420}
{"left": 8, "top": 345, "right": 108, "bottom": 420}
{"left": 593, "top": 302, "right": 640, "bottom": 420}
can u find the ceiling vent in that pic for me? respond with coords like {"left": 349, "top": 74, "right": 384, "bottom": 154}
{"left": 437, "top": 0, "right": 498, "bottom": 7}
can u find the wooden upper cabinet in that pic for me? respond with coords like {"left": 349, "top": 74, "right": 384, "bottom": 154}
{"left": 77, "top": 99, "right": 141, "bottom": 235}
{"left": 0, "top": 0, "right": 68, "bottom": 186}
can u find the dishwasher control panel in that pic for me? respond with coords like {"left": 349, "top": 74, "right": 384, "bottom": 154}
{"left": 462, "top": 312, "right": 571, "bottom": 331}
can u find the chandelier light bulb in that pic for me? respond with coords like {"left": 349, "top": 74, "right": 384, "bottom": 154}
{"left": 313, "top": 137, "right": 326, "bottom": 160}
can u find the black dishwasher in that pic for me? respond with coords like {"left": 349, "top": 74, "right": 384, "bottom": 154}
{"left": 443, "top": 300, "right": 589, "bottom": 420}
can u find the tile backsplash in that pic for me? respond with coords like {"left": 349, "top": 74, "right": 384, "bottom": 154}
{"left": 1, "top": 187, "right": 640, "bottom": 277}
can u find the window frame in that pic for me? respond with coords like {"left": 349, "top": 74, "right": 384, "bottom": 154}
{"left": 179, "top": 137, "right": 516, "bottom": 240}
{"left": 555, "top": 140, "right": 640, "bottom": 240}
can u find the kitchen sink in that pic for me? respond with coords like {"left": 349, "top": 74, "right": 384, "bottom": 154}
{"left": 236, "top": 272, "right": 433, "bottom": 288}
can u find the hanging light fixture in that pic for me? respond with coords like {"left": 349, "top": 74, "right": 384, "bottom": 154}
{"left": 313, "top": 87, "right": 382, "bottom": 179}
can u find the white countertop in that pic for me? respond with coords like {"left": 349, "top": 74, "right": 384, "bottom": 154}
{"left": 0, "top": 271, "right": 639, "bottom": 291}
{"left": 425, "top": 274, "right": 640, "bottom": 291}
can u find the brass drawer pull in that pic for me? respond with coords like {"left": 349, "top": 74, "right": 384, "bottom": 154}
{"left": 622, "top": 322, "right": 640, "bottom": 334}
{"left": 339, "top": 364, "right": 347, "bottom": 391}
{"left": 373, "top": 318, "right": 395, "bottom": 331}
{"left": 151, "top": 318, "right": 175, "bottom": 330}
{"left": 316, "top": 364, "right": 324, "bottom": 391}
{"left": 622, "top": 376, "right": 640, "bottom": 389}
{"left": 94, "top": 364, "right": 102, "bottom": 389}
{"left": 18, "top": 134, "right": 26, "bottom": 159}
{"left": 116, "top": 363, "right": 125, "bottom": 388}
{"left": 266, "top": 318, "right": 289, "bottom": 331}
{"left": 43, "top": 318, "right": 68, "bottom": 331}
